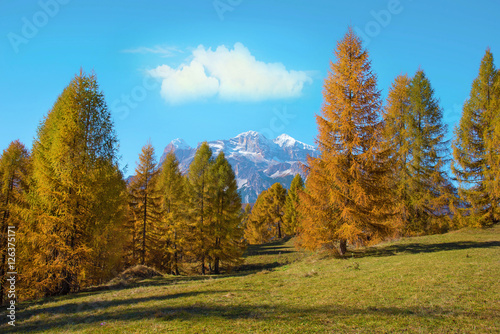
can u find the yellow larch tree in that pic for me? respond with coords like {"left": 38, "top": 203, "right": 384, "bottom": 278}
{"left": 25, "top": 70, "right": 126, "bottom": 297}
{"left": 128, "top": 142, "right": 161, "bottom": 267}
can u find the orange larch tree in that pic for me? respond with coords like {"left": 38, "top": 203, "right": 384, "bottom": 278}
{"left": 298, "top": 27, "right": 394, "bottom": 255}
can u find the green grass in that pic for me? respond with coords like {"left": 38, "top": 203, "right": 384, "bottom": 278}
{"left": 4, "top": 226, "right": 500, "bottom": 333}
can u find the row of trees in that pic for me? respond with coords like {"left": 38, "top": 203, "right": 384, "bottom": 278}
{"left": 126, "top": 142, "right": 244, "bottom": 276}
{"left": 0, "top": 72, "right": 129, "bottom": 301}
{"left": 287, "top": 28, "right": 499, "bottom": 255}
{"left": 0, "top": 70, "right": 245, "bottom": 303}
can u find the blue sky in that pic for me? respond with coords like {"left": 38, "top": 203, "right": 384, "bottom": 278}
{"left": 1, "top": 0, "right": 499, "bottom": 175}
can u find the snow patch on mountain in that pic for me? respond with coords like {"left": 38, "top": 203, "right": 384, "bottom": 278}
{"left": 237, "top": 178, "right": 248, "bottom": 188}
{"left": 274, "top": 134, "right": 296, "bottom": 147}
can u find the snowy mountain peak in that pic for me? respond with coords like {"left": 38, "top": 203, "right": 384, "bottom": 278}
{"left": 236, "top": 130, "right": 265, "bottom": 138}
{"left": 160, "top": 131, "right": 318, "bottom": 203}
{"left": 274, "top": 134, "right": 296, "bottom": 147}
{"left": 169, "top": 138, "right": 191, "bottom": 150}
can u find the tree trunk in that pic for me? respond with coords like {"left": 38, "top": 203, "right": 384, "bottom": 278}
{"left": 200, "top": 174, "right": 205, "bottom": 275}
{"left": 173, "top": 230, "right": 179, "bottom": 275}
{"left": 214, "top": 257, "right": 220, "bottom": 274}
{"left": 60, "top": 268, "right": 72, "bottom": 295}
{"left": 142, "top": 193, "right": 147, "bottom": 265}
{"left": 173, "top": 250, "right": 179, "bottom": 275}
{"left": 339, "top": 239, "right": 347, "bottom": 256}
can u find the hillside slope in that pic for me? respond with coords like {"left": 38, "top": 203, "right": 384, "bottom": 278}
{"left": 5, "top": 226, "right": 500, "bottom": 333}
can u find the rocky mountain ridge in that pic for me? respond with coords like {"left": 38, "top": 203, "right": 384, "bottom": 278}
{"left": 160, "top": 131, "right": 318, "bottom": 203}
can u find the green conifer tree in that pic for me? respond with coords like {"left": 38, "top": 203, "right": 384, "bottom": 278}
{"left": 452, "top": 49, "right": 500, "bottom": 226}
{"left": 283, "top": 174, "right": 304, "bottom": 235}
{"left": 404, "top": 69, "right": 451, "bottom": 234}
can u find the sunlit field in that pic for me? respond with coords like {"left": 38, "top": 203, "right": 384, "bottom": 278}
{"left": 5, "top": 225, "right": 499, "bottom": 333}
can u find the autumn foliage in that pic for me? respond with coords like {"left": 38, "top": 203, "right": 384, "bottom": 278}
{"left": 0, "top": 27, "right": 499, "bottom": 303}
{"left": 245, "top": 182, "right": 287, "bottom": 244}
{"left": 20, "top": 71, "right": 127, "bottom": 299}
{"left": 297, "top": 28, "right": 394, "bottom": 255}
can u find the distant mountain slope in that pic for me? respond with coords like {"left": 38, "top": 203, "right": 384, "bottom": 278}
{"left": 160, "top": 131, "right": 318, "bottom": 203}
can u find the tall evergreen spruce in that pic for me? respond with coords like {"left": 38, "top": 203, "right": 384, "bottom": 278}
{"left": 27, "top": 71, "right": 126, "bottom": 297}
{"left": 187, "top": 142, "right": 213, "bottom": 275}
{"left": 0, "top": 141, "right": 30, "bottom": 304}
{"left": 384, "top": 71, "right": 452, "bottom": 235}
{"left": 298, "top": 28, "right": 393, "bottom": 255}
{"left": 128, "top": 142, "right": 161, "bottom": 266}
{"left": 405, "top": 70, "right": 451, "bottom": 234}
{"left": 207, "top": 152, "right": 244, "bottom": 274}
{"left": 452, "top": 49, "right": 500, "bottom": 226}
{"left": 156, "top": 151, "right": 186, "bottom": 275}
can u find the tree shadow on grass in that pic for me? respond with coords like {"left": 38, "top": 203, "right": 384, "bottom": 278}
{"left": 349, "top": 241, "right": 500, "bottom": 259}
{"left": 16, "top": 240, "right": 298, "bottom": 316}
{"left": 232, "top": 261, "right": 283, "bottom": 273}
{"left": 8, "top": 296, "right": 499, "bottom": 333}
{"left": 17, "top": 290, "right": 233, "bottom": 320}
{"left": 243, "top": 237, "right": 294, "bottom": 257}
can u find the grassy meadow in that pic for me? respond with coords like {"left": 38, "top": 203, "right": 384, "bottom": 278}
{"left": 3, "top": 225, "right": 500, "bottom": 333}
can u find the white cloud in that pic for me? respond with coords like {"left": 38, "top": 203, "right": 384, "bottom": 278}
{"left": 149, "top": 62, "right": 219, "bottom": 104}
{"left": 122, "top": 45, "right": 182, "bottom": 57}
{"left": 148, "top": 43, "right": 312, "bottom": 104}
